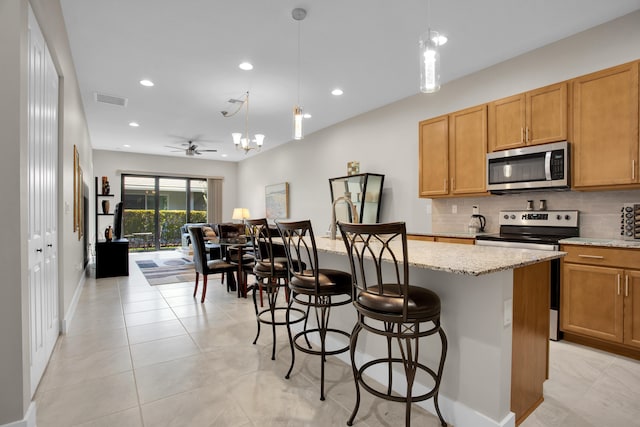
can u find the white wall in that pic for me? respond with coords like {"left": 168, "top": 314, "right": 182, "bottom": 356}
{"left": 0, "top": 0, "right": 92, "bottom": 424}
{"left": 236, "top": 10, "right": 640, "bottom": 235}
{"left": 92, "top": 150, "right": 239, "bottom": 241}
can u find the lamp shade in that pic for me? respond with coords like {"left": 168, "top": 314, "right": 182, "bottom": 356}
{"left": 419, "top": 29, "right": 441, "bottom": 93}
{"left": 232, "top": 208, "right": 250, "bottom": 220}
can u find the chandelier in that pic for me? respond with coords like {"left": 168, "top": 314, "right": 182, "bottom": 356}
{"left": 221, "top": 91, "right": 265, "bottom": 154}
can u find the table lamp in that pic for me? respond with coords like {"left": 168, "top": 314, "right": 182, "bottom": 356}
{"left": 232, "top": 208, "right": 250, "bottom": 223}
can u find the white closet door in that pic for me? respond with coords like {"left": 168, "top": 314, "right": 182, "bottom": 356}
{"left": 28, "top": 8, "right": 59, "bottom": 397}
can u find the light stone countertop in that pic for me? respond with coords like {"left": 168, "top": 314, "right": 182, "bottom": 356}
{"left": 408, "top": 231, "right": 486, "bottom": 239}
{"left": 559, "top": 237, "right": 640, "bottom": 249}
{"left": 314, "top": 236, "right": 565, "bottom": 276}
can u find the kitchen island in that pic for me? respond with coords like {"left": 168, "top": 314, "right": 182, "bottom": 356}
{"left": 305, "top": 236, "right": 564, "bottom": 427}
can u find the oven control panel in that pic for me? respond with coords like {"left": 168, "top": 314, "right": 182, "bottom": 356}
{"left": 620, "top": 203, "right": 640, "bottom": 240}
{"left": 499, "top": 210, "right": 579, "bottom": 227}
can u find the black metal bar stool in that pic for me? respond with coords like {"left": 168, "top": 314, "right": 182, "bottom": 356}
{"left": 245, "top": 218, "right": 306, "bottom": 360}
{"left": 276, "top": 219, "right": 353, "bottom": 401}
{"left": 338, "top": 221, "right": 448, "bottom": 427}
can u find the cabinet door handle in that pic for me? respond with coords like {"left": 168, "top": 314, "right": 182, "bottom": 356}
{"left": 578, "top": 254, "right": 604, "bottom": 259}
{"left": 444, "top": 179, "right": 448, "bottom": 192}
{"left": 526, "top": 127, "right": 530, "bottom": 143}
{"left": 625, "top": 275, "right": 629, "bottom": 297}
{"left": 633, "top": 160, "right": 636, "bottom": 180}
{"left": 451, "top": 178, "right": 455, "bottom": 191}
{"left": 521, "top": 127, "right": 524, "bottom": 143}
{"left": 617, "top": 274, "right": 621, "bottom": 295}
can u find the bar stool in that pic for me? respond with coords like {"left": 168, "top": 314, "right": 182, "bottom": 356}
{"left": 276, "top": 219, "right": 353, "bottom": 401}
{"left": 338, "top": 222, "right": 448, "bottom": 427}
{"left": 245, "top": 218, "right": 306, "bottom": 360}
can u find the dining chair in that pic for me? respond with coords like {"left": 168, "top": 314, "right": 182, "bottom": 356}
{"left": 188, "top": 226, "right": 237, "bottom": 303}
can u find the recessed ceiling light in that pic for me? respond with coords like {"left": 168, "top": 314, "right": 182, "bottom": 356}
{"left": 331, "top": 89, "right": 344, "bottom": 96}
{"left": 303, "top": 113, "right": 312, "bottom": 119}
{"left": 239, "top": 62, "right": 253, "bottom": 71}
{"left": 123, "top": 144, "right": 131, "bottom": 148}
{"left": 139, "top": 79, "right": 154, "bottom": 87}
{"left": 128, "top": 122, "right": 139, "bottom": 127}
{"left": 221, "top": 154, "right": 228, "bottom": 158}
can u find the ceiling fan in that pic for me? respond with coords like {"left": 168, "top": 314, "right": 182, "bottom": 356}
{"left": 165, "top": 140, "right": 217, "bottom": 156}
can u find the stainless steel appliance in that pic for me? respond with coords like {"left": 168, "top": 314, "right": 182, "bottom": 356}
{"left": 476, "top": 209, "right": 579, "bottom": 340}
{"left": 486, "top": 141, "right": 569, "bottom": 193}
{"left": 620, "top": 203, "right": 640, "bottom": 240}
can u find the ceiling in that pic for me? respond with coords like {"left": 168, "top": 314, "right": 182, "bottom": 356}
{"left": 60, "top": 0, "right": 640, "bottom": 162}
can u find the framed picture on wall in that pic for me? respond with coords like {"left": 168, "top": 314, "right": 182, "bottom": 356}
{"left": 265, "top": 182, "right": 289, "bottom": 220}
{"left": 73, "top": 145, "right": 79, "bottom": 233}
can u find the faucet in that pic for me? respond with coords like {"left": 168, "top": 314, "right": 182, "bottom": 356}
{"left": 330, "top": 194, "right": 359, "bottom": 240}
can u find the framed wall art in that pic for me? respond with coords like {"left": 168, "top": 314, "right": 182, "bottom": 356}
{"left": 265, "top": 182, "right": 289, "bottom": 220}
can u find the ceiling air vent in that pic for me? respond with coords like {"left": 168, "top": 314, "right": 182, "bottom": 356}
{"left": 94, "top": 92, "right": 128, "bottom": 107}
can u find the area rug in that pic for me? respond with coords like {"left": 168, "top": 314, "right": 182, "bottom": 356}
{"left": 136, "top": 257, "right": 196, "bottom": 285}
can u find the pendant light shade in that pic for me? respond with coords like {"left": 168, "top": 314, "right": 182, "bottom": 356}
{"left": 419, "top": 29, "right": 441, "bottom": 93}
{"left": 292, "top": 8, "right": 306, "bottom": 140}
{"left": 293, "top": 105, "right": 303, "bottom": 140}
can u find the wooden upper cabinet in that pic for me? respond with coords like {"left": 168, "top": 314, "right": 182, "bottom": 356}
{"left": 572, "top": 62, "right": 640, "bottom": 189}
{"left": 449, "top": 105, "right": 488, "bottom": 195}
{"left": 488, "top": 82, "right": 568, "bottom": 152}
{"left": 527, "top": 83, "right": 568, "bottom": 146}
{"left": 488, "top": 94, "right": 525, "bottom": 151}
{"left": 419, "top": 106, "right": 488, "bottom": 198}
{"left": 419, "top": 115, "right": 449, "bottom": 197}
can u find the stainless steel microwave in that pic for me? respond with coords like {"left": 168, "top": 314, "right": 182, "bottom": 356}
{"left": 486, "top": 141, "right": 569, "bottom": 193}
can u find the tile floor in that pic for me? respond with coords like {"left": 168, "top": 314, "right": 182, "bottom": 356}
{"left": 34, "top": 251, "right": 640, "bottom": 427}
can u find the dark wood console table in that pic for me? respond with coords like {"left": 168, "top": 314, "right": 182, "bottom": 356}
{"left": 96, "top": 239, "right": 129, "bottom": 278}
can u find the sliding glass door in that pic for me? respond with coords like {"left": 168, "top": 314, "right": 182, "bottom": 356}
{"left": 122, "top": 175, "right": 207, "bottom": 251}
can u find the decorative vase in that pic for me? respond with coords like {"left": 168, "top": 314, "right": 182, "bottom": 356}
{"left": 101, "top": 199, "right": 110, "bottom": 214}
{"left": 101, "top": 176, "right": 110, "bottom": 195}
{"left": 105, "top": 225, "right": 113, "bottom": 242}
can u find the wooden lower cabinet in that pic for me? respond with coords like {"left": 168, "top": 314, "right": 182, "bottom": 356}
{"left": 624, "top": 270, "right": 640, "bottom": 349}
{"left": 561, "top": 263, "right": 624, "bottom": 342}
{"left": 560, "top": 244, "right": 640, "bottom": 357}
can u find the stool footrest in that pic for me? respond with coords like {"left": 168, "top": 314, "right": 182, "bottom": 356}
{"left": 256, "top": 306, "right": 305, "bottom": 326}
{"left": 292, "top": 328, "right": 350, "bottom": 356}
{"left": 357, "top": 358, "right": 441, "bottom": 403}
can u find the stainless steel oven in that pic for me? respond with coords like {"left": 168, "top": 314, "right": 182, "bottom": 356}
{"left": 486, "top": 141, "right": 569, "bottom": 193}
{"left": 475, "top": 209, "right": 579, "bottom": 340}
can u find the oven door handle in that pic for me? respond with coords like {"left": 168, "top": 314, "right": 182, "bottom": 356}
{"left": 545, "top": 151, "right": 552, "bottom": 181}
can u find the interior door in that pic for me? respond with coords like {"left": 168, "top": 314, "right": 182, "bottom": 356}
{"left": 28, "top": 8, "right": 59, "bottom": 396}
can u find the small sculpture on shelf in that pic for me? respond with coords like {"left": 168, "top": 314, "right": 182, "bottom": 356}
{"left": 101, "top": 199, "right": 110, "bottom": 214}
{"left": 101, "top": 176, "right": 110, "bottom": 195}
{"left": 105, "top": 225, "right": 113, "bottom": 242}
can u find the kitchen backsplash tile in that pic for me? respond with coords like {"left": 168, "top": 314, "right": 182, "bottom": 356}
{"left": 431, "top": 189, "right": 640, "bottom": 239}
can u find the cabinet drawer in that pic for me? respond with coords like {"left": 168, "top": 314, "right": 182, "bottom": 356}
{"left": 561, "top": 245, "right": 640, "bottom": 269}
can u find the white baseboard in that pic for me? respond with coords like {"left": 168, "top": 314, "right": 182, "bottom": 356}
{"left": 60, "top": 267, "right": 87, "bottom": 334}
{"left": 0, "top": 402, "right": 36, "bottom": 427}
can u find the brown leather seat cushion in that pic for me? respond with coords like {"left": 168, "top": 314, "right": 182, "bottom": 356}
{"left": 254, "top": 257, "right": 289, "bottom": 274}
{"left": 290, "top": 269, "right": 352, "bottom": 294}
{"left": 357, "top": 284, "right": 440, "bottom": 319}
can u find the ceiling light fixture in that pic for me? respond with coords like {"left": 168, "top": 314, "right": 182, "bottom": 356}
{"left": 139, "top": 79, "right": 154, "bottom": 87}
{"left": 292, "top": 8, "right": 307, "bottom": 140}
{"left": 221, "top": 91, "right": 264, "bottom": 154}
{"left": 331, "top": 88, "right": 343, "bottom": 96}
{"left": 419, "top": 0, "right": 445, "bottom": 93}
{"left": 239, "top": 62, "right": 253, "bottom": 71}
{"left": 128, "top": 121, "right": 139, "bottom": 127}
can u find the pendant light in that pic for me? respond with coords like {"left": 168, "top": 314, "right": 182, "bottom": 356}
{"left": 292, "top": 8, "right": 306, "bottom": 140}
{"left": 419, "top": 1, "right": 446, "bottom": 93}
{"left": 222, "top": 91, "right": 265, "bottom": 154}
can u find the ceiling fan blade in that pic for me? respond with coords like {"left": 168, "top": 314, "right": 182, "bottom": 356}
{"left": 164, "top": 145, "right": 184, "bottom": 150}
{"left": 198, "top": 149, "right": 218, "bottom": 152}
